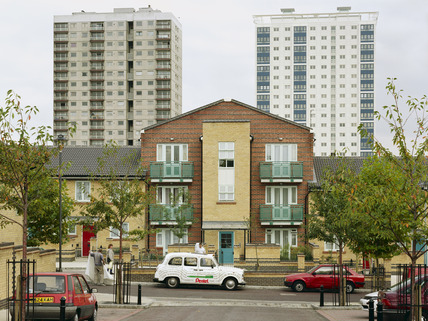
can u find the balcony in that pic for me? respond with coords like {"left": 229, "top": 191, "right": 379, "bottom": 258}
{"left": 259, "top": 204, "right": 304, "bottom": 225}
{"left": 150, "top": 161, "right": 194, "bottom": 183}
{"left": 149, "top": 204, "right": 194, "bottom": 225}
{"left": 259, "top": 161, "right": 303, "bottom": 183}
{"left": 156, "top": 21, "right": 171, "bottom": 30}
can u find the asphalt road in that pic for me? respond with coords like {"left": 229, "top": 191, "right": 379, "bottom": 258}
{"left": 96, "top": 306, "right": 332, "bottom": 321}
{"left": 93, "top": 282, "right": 367, "bottom": 305}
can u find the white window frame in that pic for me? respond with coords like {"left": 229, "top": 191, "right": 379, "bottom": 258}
{"left": 156, "top": 144, "right": 188, "bottom": 162}
{"left": 110, "top": 222, "right": 129, "bottom": 239}
{"left": 75, "top": 181, "right": 90, "bottom": 202}
{"left": 265, "top": 228, "right": 298, "bottom": 248}
{"left": 156, "top": 228, "right": 188, "bottom": 255}
{"left": 218, "top": 142, "right": 235, "bottom": 201}
{"left": 265, "top": 144, "right": 297, "bottom": 162}
{"left": 68, "top": 224, "right": 77, "bottom": 235}
{"left": 324, "top": 241, "right": 340, "bottom": 252}
{"left": 265, "top": 186, "right": 297, "bottom": 205}
{"left": 156, "top": 186, "right": 187, "bottom": 205}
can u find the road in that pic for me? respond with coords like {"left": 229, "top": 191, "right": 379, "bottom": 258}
{"left": 96, "top": 306, "right": 333, "bottom": 321}
{"left": 93, "top": 282, "right": 367, "bottom": 305}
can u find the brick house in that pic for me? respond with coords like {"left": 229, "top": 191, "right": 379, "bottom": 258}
{"left": 141, "top": 99, "right": 314, "bottom": 263}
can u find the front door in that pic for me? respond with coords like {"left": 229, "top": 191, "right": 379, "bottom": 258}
{"left": 219, "top": 232, "right": 234, "bottom": 264}
{"left": 82, "top": 225, "right": 95, "bottom": 257}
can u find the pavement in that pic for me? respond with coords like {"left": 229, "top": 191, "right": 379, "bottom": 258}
{"left": 0, "top": 258, "right": 369, "bottom": 321}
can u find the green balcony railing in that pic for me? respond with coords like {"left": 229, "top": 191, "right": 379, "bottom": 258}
{"left": 259, "top": 204, "right": 304, "bottom": 223}
{"left": 149, "top": 204, "right": 194, "bottom": 222}
{"left": 259, "top": 162, "right": 303, "bottom": 180}
{"left": 150, "top": 161, "right": 194, "bottom": 180}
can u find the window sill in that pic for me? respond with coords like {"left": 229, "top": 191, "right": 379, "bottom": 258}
{"left": 216, "top": 201, "right": 236, "bottom": 205}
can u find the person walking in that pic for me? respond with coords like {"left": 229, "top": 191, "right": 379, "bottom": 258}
{"left": 90, "top": 247, "right": 105, "bottom": 285}
{"left": 107, "top": 244, "right": 114, "bottom": 274}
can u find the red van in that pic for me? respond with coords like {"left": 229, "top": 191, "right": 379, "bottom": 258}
{"left": 11, "top": 272, "right": 98, "bottom": 321}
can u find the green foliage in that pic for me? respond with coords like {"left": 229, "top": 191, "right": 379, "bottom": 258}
{"left": 280, "top": 244, "right": 313, "bottom": 261}
{"left": 307, "top": 157, "right": 355, "bottom": 255}
{"left": 0, "top": 90, "right": 74, "bottom": 248}
{"left": 357, "top": 79, "right": 428, "bottom": 320}
{"left": 27, "top": 175, "right": 74, "bottom": 246}
{"left": 356, "top": 79, "right": 428, "bottom": 262}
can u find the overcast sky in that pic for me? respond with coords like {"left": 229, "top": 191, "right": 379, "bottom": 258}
{"left": 0, "top": 0, "right": 427, "bottom": 151}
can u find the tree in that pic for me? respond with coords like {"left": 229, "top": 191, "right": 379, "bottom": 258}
{"left": 81, "top": 145, "right": 154, "bottom": 261}
{"left": 307, "top": 158, "right": 355, "bottom": 305}
{"left": 0, "top": 90, "right": 71, "bottom": 319}
{"left": 26, "top": 174, "right": 74, "bottom": 246}
{"left": 356, "top": 79, "right": 428, "bottom": 321}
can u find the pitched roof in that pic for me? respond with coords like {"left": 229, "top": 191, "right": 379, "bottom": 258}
{"left": 312, "top": 156, "right": 367, "bottom": 187}
{"left": 48, "top": 146, "right": 142, "bottom": 178}
{"left": 142, "top": 99, "right": 312, "bottom": 132}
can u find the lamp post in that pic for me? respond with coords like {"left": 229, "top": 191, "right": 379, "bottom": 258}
{"left": 58, "top": 135, "right": 65, "bottom": 272}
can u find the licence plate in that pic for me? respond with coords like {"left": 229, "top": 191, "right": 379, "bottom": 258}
{"left": 32, "top": 297, "right": 54, "bottom": 303}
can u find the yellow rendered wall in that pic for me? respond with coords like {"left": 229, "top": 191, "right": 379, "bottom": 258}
{"left": 202, "top": 122, "right": 251, "bottom": 222}
{"left": 0, "top": 209, "right": 23, "bottom": 246}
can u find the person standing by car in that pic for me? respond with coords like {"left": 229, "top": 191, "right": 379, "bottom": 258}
{"left": 107, "top": 244, "right": 114, "bottom": 274}
{"left": 195, "top": 242, "right": 206, "bottom": 254}
{"left": 90, "top": 247, "right": 105, "bottom": 285}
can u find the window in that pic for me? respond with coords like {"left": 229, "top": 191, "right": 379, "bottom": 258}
{"left": 219, "top": 142, "right": 234, "bottom": 168}
{"left": 219, "top": 142, "right": 235, "bottom": 201}
{"left": 266, "top": 229, "right": 298, "bottom": 255}
{"left": 110, "top": 223, "right": 129, "bottom": 239}
{"left": 68, "top": 224, "right": 77, "bottom": 235}
{"left": 75, "top": 181, "right": 90, "bottom": 202}
{"left": 156, "top": 228, "right": 188, "bottom": 254}
{"left": 325, "top": 241, "right": 340, "bottom": 252}
{"left": 265, "top": 144, "right": 297, "bottom": 162}
{"left": 157, "top": 144, "right": 188, "bottom": 162}
{"left": 266, "top": 186, "right": 297, "bottom": 205}
{"left": 157, "top": 186, "right": 187, "bottom": 205}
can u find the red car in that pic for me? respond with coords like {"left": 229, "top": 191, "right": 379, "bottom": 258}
{"left": 380, "top": 275, "right": 428, "bottom": 321}
{"left": 284, "top": 264, "right": 365, "bottom": 293}
{"left": 10, "top": 272, "right": 98, "bottom": 321}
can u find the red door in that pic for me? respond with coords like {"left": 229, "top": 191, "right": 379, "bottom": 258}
{"left": 82, "top": 225, "right": 95, "bottom": 257}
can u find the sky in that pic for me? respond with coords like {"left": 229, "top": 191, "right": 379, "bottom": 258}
{"left": 0, "top": 0, "right": 427, "bottom": 151}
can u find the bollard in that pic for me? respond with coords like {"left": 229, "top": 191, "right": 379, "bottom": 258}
{"left": 377, "top": 301, "right": 383, "bottom": 321}
{"left": 320, "top": 285, "right": 324, "bottom": 307}
{"left": 137, "top": 284, "right": 142, "bottom": 305}
{"left": 60, "top": 297, "right": 66, "bottom": 321}
{"left": 368, "top": 299, "right": 374, "bottom": 321}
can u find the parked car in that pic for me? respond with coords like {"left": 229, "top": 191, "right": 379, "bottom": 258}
{"left": 10, "top": 272, "right": 98, "bottom": 321}
{"left": 153, "top": 252, "right": 246, "bottom": 290}
{"left": 380, "top": 275, "right": 428, "bottom": 321}
{"left": 360, "top": 290, "right": 380, "bottom": 312}
{"left": 284, "top": 264, "right": 365, "bottom": 293}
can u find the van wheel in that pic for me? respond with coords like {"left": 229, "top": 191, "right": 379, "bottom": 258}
{"left": 224, "top": 278, "right": 237, "bottom": 290}
{"left": 166, "top": 277, "right": 179, "bottom": 288}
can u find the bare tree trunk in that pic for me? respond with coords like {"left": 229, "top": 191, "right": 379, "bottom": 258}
{"left": 20, "top": 188, "right": 28, "bottom": 320}
{"left": 339, "top": 243, "right": 345, "bottom": 306}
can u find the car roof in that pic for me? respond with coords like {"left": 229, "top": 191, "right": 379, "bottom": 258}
{"left": 165, "top": 252, "right": 214, "bottom": 259}
{"left": 30, "top": 272, "right": 84, "bottom": 276}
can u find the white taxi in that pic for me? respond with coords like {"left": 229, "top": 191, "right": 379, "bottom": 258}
{"left": 153, "top": 252, "right": 245, "bottom": 290}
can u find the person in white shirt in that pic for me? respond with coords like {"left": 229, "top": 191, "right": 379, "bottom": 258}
{"left": 195, "top": 242, "right": 206, "bottom": 255}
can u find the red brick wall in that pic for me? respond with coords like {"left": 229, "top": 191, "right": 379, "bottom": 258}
{"left": 140, "top": 101, "right": 314, "bottom": 249}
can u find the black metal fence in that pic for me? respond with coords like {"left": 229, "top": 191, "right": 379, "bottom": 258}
{"left": 380, "top": 264, "right": 428, "bottom": 321}
{"left": 7, "top": 259, "right": 36, "bottom": 321}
